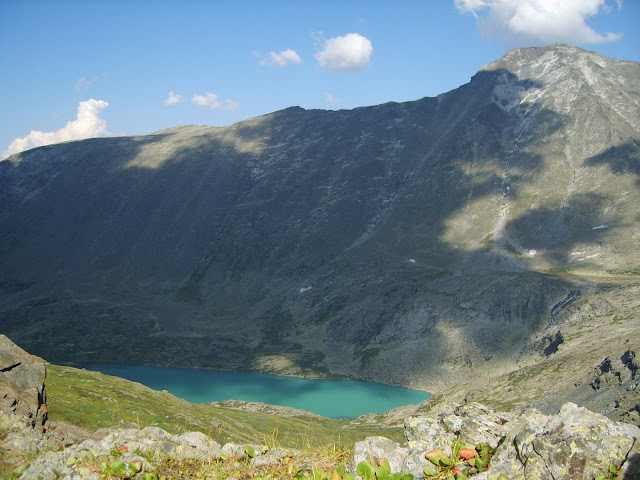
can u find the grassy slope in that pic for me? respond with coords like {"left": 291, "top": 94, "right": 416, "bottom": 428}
{"left": 45, "top": 364, "right": 405, "bottom": 449}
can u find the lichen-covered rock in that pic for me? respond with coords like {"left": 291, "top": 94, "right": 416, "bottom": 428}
{"left": 173, "top": 431, "right": 223, "bottom": 460}
{"left": 445, "top": 403, "right": 516, "bottom": 449}
{"left": 360, "top": 402, "right": 640, "bottom": 480}
{"left": 0, "top": 411, "right": 49, "bottom": 453}
{"left": 405, "top": 416, "right": 456, "bottom": 455}
{"left": 402, "top": 447, "right": 433, "bottom": 479}
{"left": 350, "top": 436, "right": 410, "bottom": 476}
{"left": 488, "top": 403, "right": 640, "bottom": 480}
{"left": 18, "top": 450, "right": 86, "bottom": 480}
{"left": 0, "top": 335, "right": 47, "bottom": 432}
{"left": 18, "top": 424, "right": 277, "bottom": 480}
{"left": 252, "top": 447, "right": 299, "bottom": 467}
{"left": 222, "top": 442, "right": 267, "bottom": 459}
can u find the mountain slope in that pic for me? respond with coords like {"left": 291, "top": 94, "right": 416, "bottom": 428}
{"left": 0, "top": 45, "right": 638, "bottom": 414}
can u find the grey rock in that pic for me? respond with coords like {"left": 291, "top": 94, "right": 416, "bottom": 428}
{"left": 362, "top": 402, "right": 640, "bottom": 480}
{"left": 402, "top": 448, "right": 432, "bottom": 479}
{"left": 141, "top": 425, "right": 173, "bottom": 440}
{"left": 222, "top": 442, "right": 266, "bottom": 459}
{"left": 0, "top": 335, "right": 47, "bottom": 432}
{"left": 0, "top": 411, "right": 49, "bottom": 453}
{"left": 45, "top": 421, "right": 92, "bottom": 448}
{"left": 405, "top": 416, "right": 456, "bottom": 456}
{"left": 506, "top": 403, "right": 640, "bottom": 480}
{"left": 252, "top": 447, "right": 299, "bottom": 467}
{"left": 176, "top": 431, "right": 220, "bottom": 450}
{"left": 444, "top": 403, "right": 516, "bottom": 449}
{"left": 349, "top": 436, "right": 410, "bottom": 477}
{"left": 172, "top": 431, "right": 222, "bottom": 461}
{"left": 18, "top": 450, "right": 88, "bottom": 480}
{"left": 18, "top": 424, "right": 226, "bottom": 479}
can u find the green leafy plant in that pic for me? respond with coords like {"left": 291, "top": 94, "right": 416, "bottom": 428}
{"left": 297, "top": 459, "right": 411, "bottom": 480}
{"left": 356, "top": 459, "right": 413, "bottom": 480}
{"left": 245, "top": 445, "right": 257, "bottom": 459}
{"left": 96, "top": 456, "right": 147, "bottom": 478}
{"left": 357, "top": 460, "right": 375, "bottom": 480}
{"left": 111, "top": 460, "right": 127, "bottom": 476}
{"left": 423, "top": 440, "right": 502, "bottom": 480}
{"left": 594, "top": 463, "right": 622, "bottom": 480}
{"left": 297, "top": 467, "right": 332, "bottom": 480}
{"left": 129, "top": 460, "right": 143, "bottom": 474}
{"left": 141, "top": 473, "right": 167, "bottom": 480}
{"left": 336, "top": 464, "right": 355, "bottom": 480}
{"left": 101, "top": 458, "right": 126, "bottom": 476}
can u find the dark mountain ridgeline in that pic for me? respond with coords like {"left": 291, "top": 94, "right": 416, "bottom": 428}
{"left": 0, "top": 45, "right": 639, "bottom": 415}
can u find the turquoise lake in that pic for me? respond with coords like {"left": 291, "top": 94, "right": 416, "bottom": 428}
{"left": 86, "top": 365, "right": 430, "bottom": 418}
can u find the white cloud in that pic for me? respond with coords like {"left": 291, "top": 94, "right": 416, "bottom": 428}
{"left": 224, "top": 99, "right": 239, "bottom": 111}
{"left": 163, "top": 91, "right": 184, "bottom": 106}
{"left": 260, "top": 49, "right": 302, "bottom": 67}
{"left": 2, "top": 99, "right": 109, "bottom": 159}
{"left": 323, "top": 91, "right": 340, "bottom": 106}
{"left": 314, "top": 33, "right": 373, "bottom": 72}
{"left": 455, "top": 0, "right": 623, "bottom": 47}
{"left": 192, "top": 92, "right": 221, "bottom": 109}
{"left": 191, "top": 92, "right": 238, "bottom": 111}
{"left": 74, "top": 75, "right": 100, "bottom": 92}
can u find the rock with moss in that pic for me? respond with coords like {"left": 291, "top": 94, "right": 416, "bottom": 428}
{"left": 252, "top": 447, "right": 300, "bottom": 467}
{"left": 0, "top": 410, "right": 49, "bottom": 453}
{"left": 352, "top": 402, "right": 640, "bottom": 480}
{"left": 488, "top": 402, "right": 640, "bottom": 480}
{"left": 18, "top": 424, "right": 279, "bottom": 480}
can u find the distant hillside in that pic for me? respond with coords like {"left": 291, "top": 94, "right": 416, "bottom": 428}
{"left": 1, "top": 44, "right": 639, "bottom": 419}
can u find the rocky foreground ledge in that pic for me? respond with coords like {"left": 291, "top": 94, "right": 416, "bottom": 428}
{"left": 1, "top": 335, "right": 639, "bottom": 480}
{"left": 6, "top": 401, "right": 639, "bottom": 480}
{"left": 352, "top": 402, "right": 640, "bottom": 480}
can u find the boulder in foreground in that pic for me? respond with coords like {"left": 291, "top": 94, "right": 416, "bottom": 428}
{"left": 0, "top": 334, "right": 47, "bottom": 432}
{"left": 352, "top": 402, "right": 640, "bottom": 479}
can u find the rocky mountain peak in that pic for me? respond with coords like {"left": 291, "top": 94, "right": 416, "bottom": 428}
{"left": 478, "top": 44, "right": 640, "bottom": 133}
{"left": 482, "top": 43, "right": 604, "bottom": 79}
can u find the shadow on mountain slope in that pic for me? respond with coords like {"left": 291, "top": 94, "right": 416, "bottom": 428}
{"left": 0, "top": 65, "right": 638, "bottom": 391}
{"left": 584, "top": 141, "right": 640, "bottom": 186}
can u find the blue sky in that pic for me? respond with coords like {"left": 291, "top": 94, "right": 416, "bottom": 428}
{"left": 1, "top": 0, "right": 639, "bottom": 158}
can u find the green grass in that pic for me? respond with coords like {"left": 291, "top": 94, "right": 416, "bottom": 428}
{"left": 45, "top": 364, "right": 404, "bottom": 449}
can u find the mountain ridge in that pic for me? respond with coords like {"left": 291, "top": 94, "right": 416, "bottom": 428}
{"left": 0, "top": 44, "right": 638, "bottom": 419}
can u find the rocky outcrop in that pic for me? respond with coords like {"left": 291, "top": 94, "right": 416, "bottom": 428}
{"left": 20, "top": 425, "right": 289, "bottom": 480}
{"left": 0, "top": 335, "right": 47, "bottom": 432}
{"left": 351, "top": 402, "right": 640, "bottom": 480}
{"left": 591, "top": 349, "right": 638, "bottom": 392}
{"left": 45, "top": 421, "right": 92, "bottom": 448}
{"left": 550, "top": 291, "right": 581, "bottom": 323}
{"left": 0, "top": 410, "right": 49, "bottom": 453}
